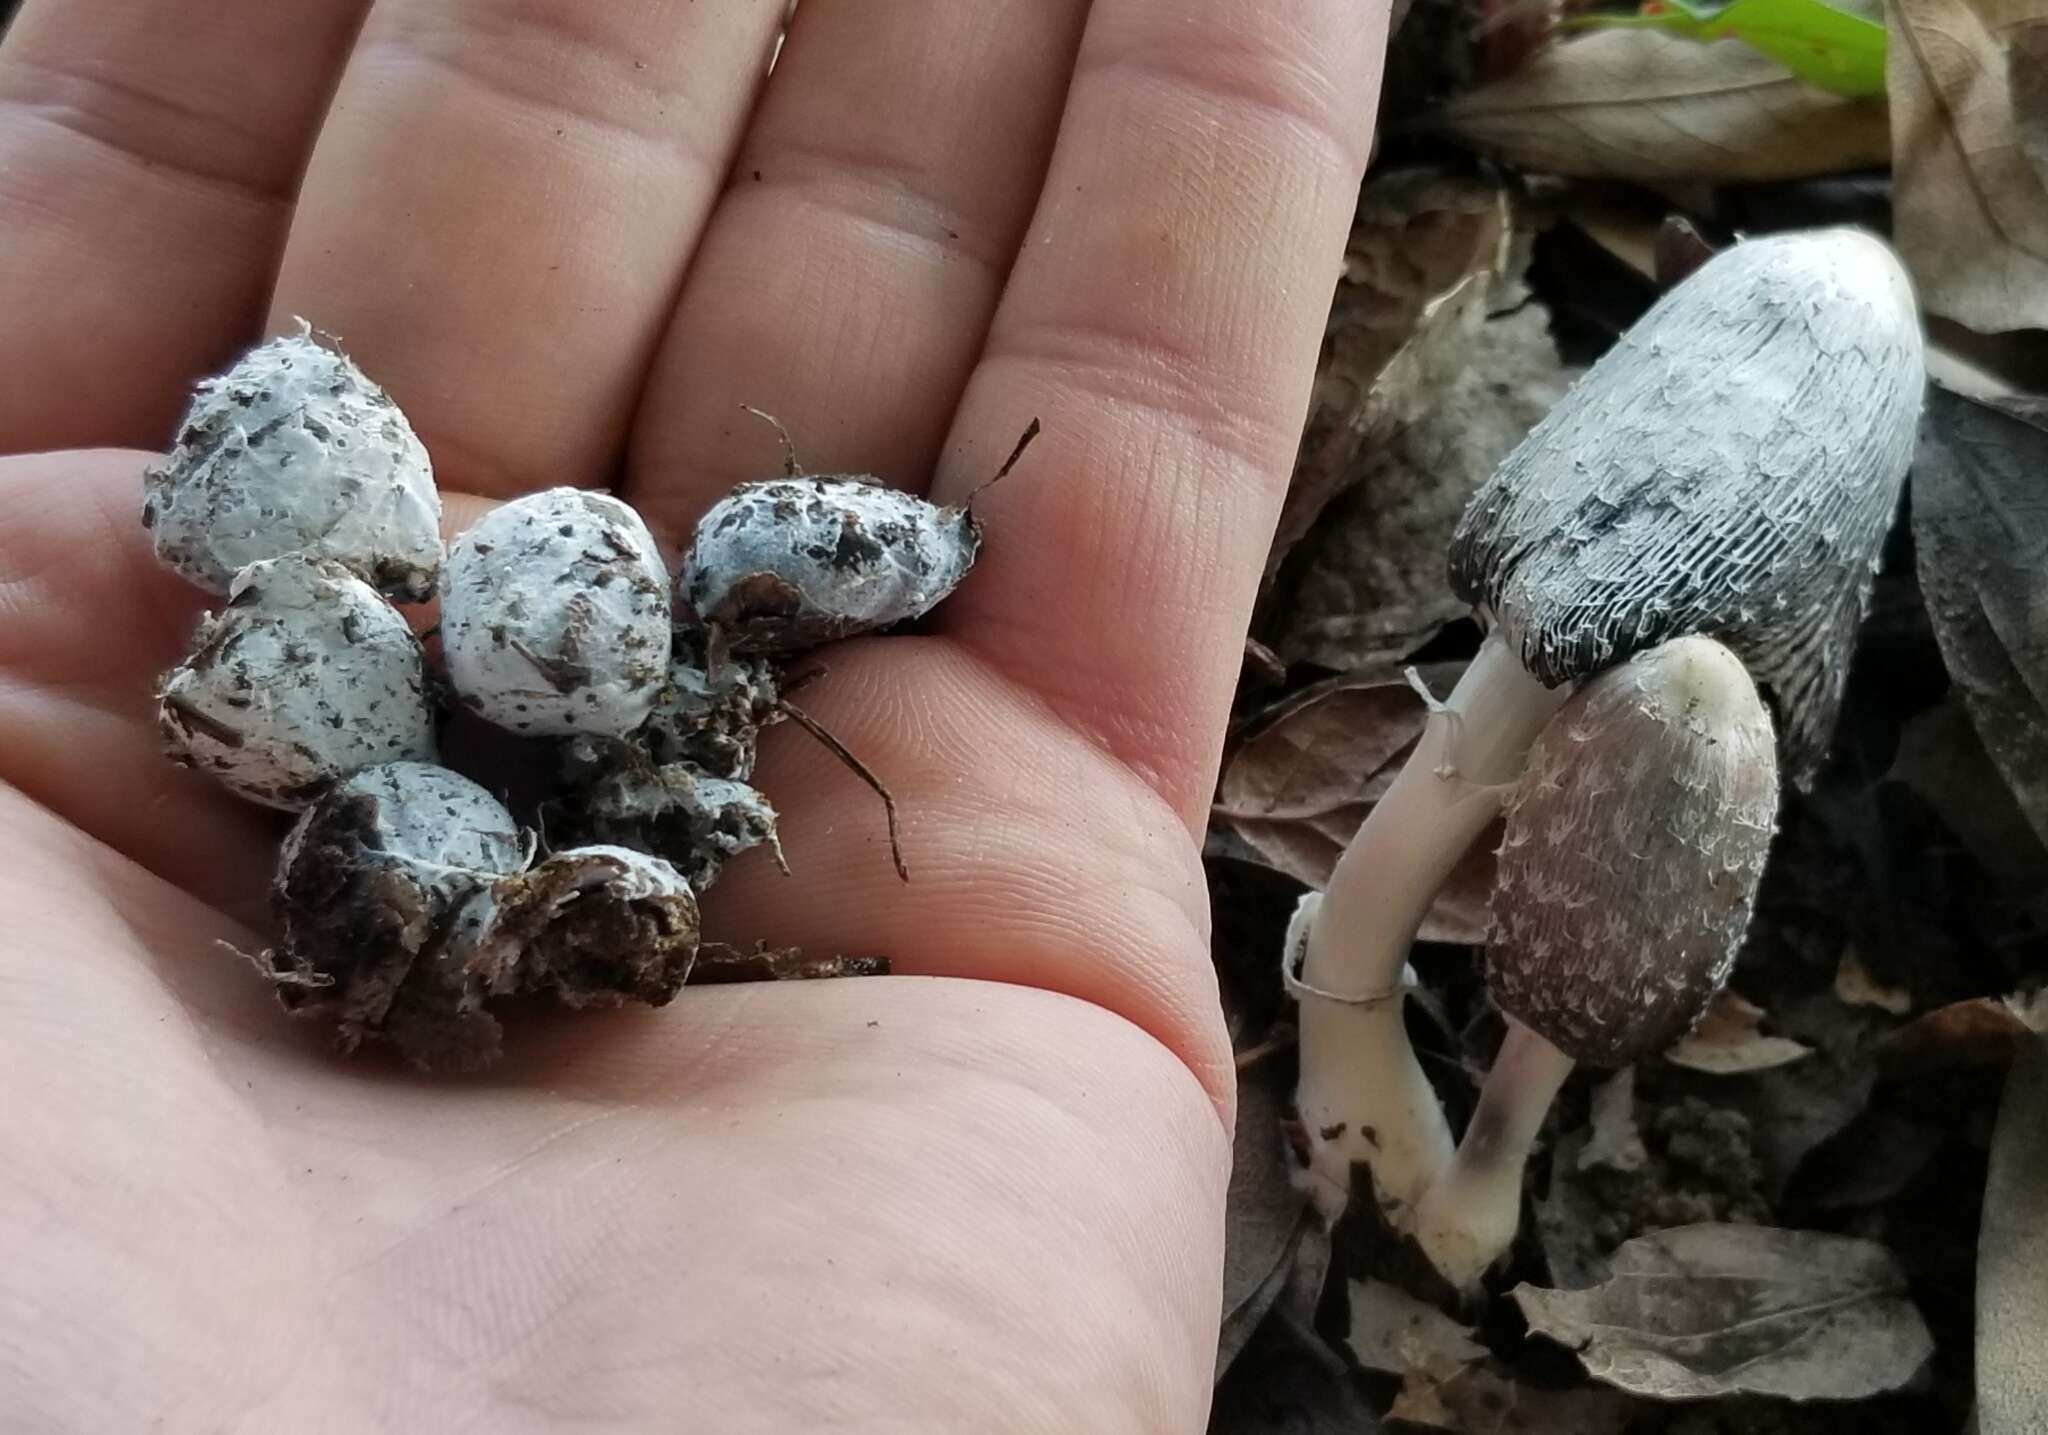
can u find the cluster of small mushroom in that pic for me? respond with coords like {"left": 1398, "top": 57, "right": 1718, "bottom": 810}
{"left": 1288, "top": 229, "right": 1927, "bottom": 1293}
{"left": 145, "top": 325, "right": 1028, "bottom": 1071}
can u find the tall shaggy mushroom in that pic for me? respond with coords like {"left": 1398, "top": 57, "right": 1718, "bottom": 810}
{"left": 1292, "top": 228, "right": 1922, "bottom": 1222}
{"left": 1410, "top": 636, "right": 1779, "bottom": 1290}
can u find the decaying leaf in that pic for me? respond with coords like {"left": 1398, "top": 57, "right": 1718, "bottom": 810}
{"left": 1388, "top": 1355, "right": 1647, "bottom": 1433}
{"left": 1834, "top": 947, "right": 1914, "bottom": 1015}
{"left": 1875, "top": 989, "right": 2048, "bottom": 1077}
{"left": 1432, "top": 28, "right": 1889, "bottom": 181}
{"left": 2014, "top": 23, "right": 2048, "bottom": 185}
{"left": 1215, "top": 664, "right": 1495, "bottom": 942}
{"left": 1889, "top": 697, "right": 2048, "bottom": 889}
{"left": 1512, "top": 1224, "right": 1934, "bottom": 1401}
{"left": 1344, "top": 1278, "right": 1485, "bottom": 1377}
{"left": 1666, "top": 990, "right": 1815, "bottom": 1073}
{"left": 1889, "top": 0, "right": 2048, "bottom": 333}
{"left": 1707, "top": 995, "right": 1882, "bottom": 1197}
{"left": 1209, "top": 1305, "right": 1384, "bottom": 1435}
{"left": 1273, "top": 303, "right": 1574, "bottom": 674}
{"left": 1273, "top": 170, "right": 1516, "bottom": 576}
{"left": 1910, "top": 388, "right": 2048, "bottom": 848}
{"left": 1783, "top": 1102, "right": 1948, "bottom": 1211}
{"left": 1977, "top": 1037, "right": 2048, "bottom": 1434}
{"left": 1221, "top": 1061, "right": 1314, "bottom": 1379}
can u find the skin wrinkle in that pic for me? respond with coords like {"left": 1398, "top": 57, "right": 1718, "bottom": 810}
{"left": 0, "top": 91, "right": 295, "bottom": 216}
{"left": 0, "top": 0, "right": 365, "bottom": 450}
{"left": 352, "top": 31, "right": 714, "bottom": 170}
{"left": 0, "top": 801, "right": 316, "bottom": 1430}
{"left": 747, "top": 134, "right": 1004, "bottom": 272}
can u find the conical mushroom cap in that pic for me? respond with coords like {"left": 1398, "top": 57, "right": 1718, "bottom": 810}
{"left": 1448, "top": 228, "right": 1922, "bottom": 778}
{"left": 1487, "top": 636, "right": 1779, "bottom": 1067}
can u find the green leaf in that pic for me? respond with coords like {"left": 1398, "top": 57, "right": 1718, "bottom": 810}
{"left": 1567, "top": 0, "right": 1887, "bottom": 98}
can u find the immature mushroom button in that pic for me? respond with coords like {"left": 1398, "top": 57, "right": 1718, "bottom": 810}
{"left": 459, "top": 845, "right": 701, "bottom": 1010}
{"left": 443, "top": 488, "right": 674, "bottom": 738}
{"left": 268, "top": 763, "right": 530, "bottom": 1068}
{"left": 1409, "top": 636, "right": 1780, "bottom": 1291}
{"left": 1291, "top": 227, "right": 1920, "bottom": 1226}
{"left": 142, "top": 324, "right": 442, "bottom": 602}
{"left": 674, "top": 410, "right": 1038, "bottom": 655}
{"left": 157, "top": 554, "right": 436, "bottom": 810}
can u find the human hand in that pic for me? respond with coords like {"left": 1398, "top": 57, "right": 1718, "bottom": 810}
{"left": 0, "top": 1, "right": 1384, "bottom": 1428}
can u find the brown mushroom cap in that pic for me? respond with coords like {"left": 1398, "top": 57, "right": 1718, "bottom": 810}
{"left": 1486, "top": 636, "right": 1779, "bottom": 1067}
{"left": 1448, "top": 228, "right": 1922, "bottom": 778}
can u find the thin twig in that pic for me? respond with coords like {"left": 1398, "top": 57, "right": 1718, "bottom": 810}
{"left": 739, "top": 404, "right": 803, "bottom": 477}
{"left": 957, "top": 417, "right": 1042, "bottom": 509}
{"left": 776, "top": 697, "right": 909, "bottom": 882}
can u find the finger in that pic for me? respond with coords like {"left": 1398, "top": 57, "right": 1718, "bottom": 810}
{"left": 623, "top": 0, "right": 1086, "bottom": 546}
{"left": 268, "top": 0, "right": 784, "bottom": 500}
{"left": 0, "top": 451, "right": 276, "bottom": 920}
{"left": 0, "top": 0, "right": 367, "bottom": 453}
{"left": 931, "top": 0, "right": 1388, "bottom": 825}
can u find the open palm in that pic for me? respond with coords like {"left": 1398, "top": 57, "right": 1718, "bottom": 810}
{"left": 0, "top": 1, "right": 1382, "bottom": 1428}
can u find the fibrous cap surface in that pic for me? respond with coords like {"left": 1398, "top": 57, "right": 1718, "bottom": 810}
{"left": 1488, "top": 636, "right": 1779, "bottom": 1066}
{"left": 1448, "top": 228, "right": 1923, "bottom": 776}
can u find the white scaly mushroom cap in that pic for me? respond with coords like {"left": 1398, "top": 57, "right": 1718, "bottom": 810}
{"left": 158, "top": 554, "right": 437, "bottom": 809}
{"left": 142, "top": 325, "right": 441, "bottom": 601}
{"left": 442, "top": 488, "right": 673, "bottom": 737}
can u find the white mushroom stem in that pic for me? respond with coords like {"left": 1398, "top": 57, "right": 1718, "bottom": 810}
{"left": 1409, "top": 1018, "right": 1575, "bottom": 1292}
{"left": 1294, "top": 631, "right": 1570, "bottom": 1222}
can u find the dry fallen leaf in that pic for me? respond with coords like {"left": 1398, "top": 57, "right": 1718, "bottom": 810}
{"left": 1875, "top": 989, "right": 2048, "bottom": 1077}
{"left": 1834, "top": 947, "right": 1914, "bottom": 1015}
{"left": 1666, "top": 990, "right": 1815, "bottom": 1073}
{"left": 1344, "top": 1278, "right": 1485, "bottom": 1377}
{"left": 2013, "top": 23, "right": 2048, "bottom": 185}
{"left": 1711, "top": 994, "right": 1883, "bottom": 1198}
{"left": 1889, "top": 0, "right": 2048, "bottom": 333}
{"left": 1274, "top": 169, "right": 1514, "bottom": 576}
{"left": 1273, "top": 303, "right": 1574, "bottom": 675}
{"left": 1389, "top": 1354, "right": 1647, "bottom": 1433}
{"left": 1784, "top": 1102, "right": 1948, "bottom": 1212}
{"left": 1889, "top": 697, "right": 2048, "bottom": 889}
{"left": 1209, "top": 1304, "right": 1384, "bottom": 1435}
{"left": 1977, "top": 1036, "right": 2048, "bottom": 1434}
{"left": 1910, "top": 387, "right": 2048, "bottom": 848}
{"left": 1513, "top": 1224, "right": 1934, "bottom": 1401}
{"left": 1432, "top": 29, "right": 1889, "bottom": 181}
{"left": 1220, "top": 1061, "right": 1314, "bottom": 1380}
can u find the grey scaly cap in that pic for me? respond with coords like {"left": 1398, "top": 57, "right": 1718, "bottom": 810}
{"left": 1449, "top": 228, "right": 1923, "bottom": 776}
{"left": 1487, "top": 637, "right": 1779, "bottom": 1066}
